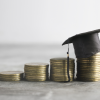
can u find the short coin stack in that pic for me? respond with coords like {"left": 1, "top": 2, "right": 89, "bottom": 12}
{"left": 77, "top": 52, "right": 100, "bottom": 82}
{"left": 24, "top": 63, "right": 49, "bottom": 81}
{"left": 0, "top": 71, "right": 23, "bottom": 81}
{"left": 50, "top": 58, "right": 75, "bottom": 82}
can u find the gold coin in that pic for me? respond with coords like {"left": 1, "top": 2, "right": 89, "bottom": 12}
{"left": 77, "top": 56, "right": 100, "bottom": 59}
{"left": 77, "top": 71, "right": 100, "bottom": 73}
{"left": 25, "top": 77, "right": 46, "bottom": 79}
{"left": 51, "top": 75, "right": 74, "bottom": 78}
{"left": 25, "top": 66, "right": 49, "bottom": 69}
{"left": 77, "top": 75, "right": 100, "bottom": 78}
{"left": 77, "top": 77, "right": 100, "bottom": 80}
{"left": 77, "top": 73, "right": 100, "bottom": 75}
{"left": 50, "top": 57, "right": 74, "bottom": 61}
{"left": 51, "top": 65, "right": 74, "bottom": 67}
{"left": 77, "top": 65, "right": 100, "bottom": 67}
{"left": 51, "top": 70, "right": 74, "bottom": 72}
{"left": 51, "top": 78, "right": 73, "bottom": 82}
{"left": 50, "top": 69, "right": 74, "bottom": 71}
{"left": 24, "top": 69, "right": 47, "bottom": 71}
{"left": 24, "top": 67, "right": 47, "bottom": 70}
{"left": 50, "top": 65, "right": 75, "bottom": 68}
{"left": 77, "top": 58, "right": 100, "bottom": 60}
{"left": 77, "top": 78, "right": 100, "bottom": 82}
{"left": 77, "top": 59, "right": 100, "bottom": 61}
{"left": 25, "top": 79, "right": 46, "bottom": 81}
{"left": 25, "top": 70, "right": 47, "bottom": 72}
{"left": 77, "top": 60, "right": 100, "bottom": 63}
{"left": 51, "top": 76, "right": 74, "bottom": 79}
{"left": 51, "top": 74, "right": 74, "bottom": 76}
{"left": 50, "top": 71, "right": 74, "bottom": 74}
{"left": 25, "top": 63, "right": 49, "bottom": 67}
{"left": 51, "top": 77, "right": 73, "bottom": 80}
{"left": 51, "top": 70, "right": 74, "bottom": 73}
{"left": 50, "top": 61, "right": 74, "bottom": 64}
{"left": 0, "top": 78, "right": 21, "bottom": 81}
{"left": 25, "top": 78, "right": 46, "bottom": 80}
{"left": 25, "top": 73, "right": 47, "bottom": 75}
{"left": 50, "top": 64, "right": 74, "bottom": 66}
{"left": 25, "top": 74, "right": 46, "bottom": 76}
{"left": 25, "top": 76, "right": 46, "bottom": 78}
{"left": 0, "top": 71, "right": 23, "bottom": 76}
{"left": 77, "top": 61, "right": 100, "bottom": 63}
{"left": 77, "top": 68, "right": 100, "bottom": 70}
{"left": 0, "top": 74, "right": 23, "bottom": 77}
{"left": 77, "top": 70, "right": 100, "bottom": 72}
{"left": 50, "top": 65, "right": 74, "bottom": 67}
{"left": 24, "top": 66, "right": 48, "bottom": 68}
{"left": 77, "top": 62, "right": 100, "bottom": 64}
{"left": 50, "top": 68, "right": 74, "bottom": 70}
{"left": 25, "top": 72, "right": 47, "bottom": 74}
{"left": 0, "top": 76, "right": 23, "bottom": 79}
{"left": 94, "top": 52, "right": 100, "bottom": 55}
{"left": 0, "top": 80, "right": 21, "bottom": 82}
{"left": 0, "top": 78, "right": 21, "bottom": 80}
{"left": 50, "top": 61, "right": 74, "bottom": 63}
{"left": 50, "top": 60, "right": 74, "bottom": 62}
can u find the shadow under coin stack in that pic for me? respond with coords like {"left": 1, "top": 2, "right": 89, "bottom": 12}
{"left": 50, "top": 58, "right": 75, "bottom": 82}
{"left": 0, "top": 71, "right": 23, "bottom": 81}
{"left": 77, "top": 52, "right": 100, "bottom": 82}
{"left": 24, "top": 63, "right": 49, "bottom": 81}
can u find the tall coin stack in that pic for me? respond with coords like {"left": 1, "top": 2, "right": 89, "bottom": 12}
{"left": 0, "top": 71, "right": 23, "bottom": 81}
{"left": 50, "top": 58, "right": 75, "bottom": 82}
{"left": 24, "top": 63, "right": 49, "bottom": 81}
{"left": 77, "top": 52, "right": 100, "bottom": 82}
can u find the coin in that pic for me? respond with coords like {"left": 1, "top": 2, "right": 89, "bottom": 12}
{"left": 25, "top": 79, "right": 46, "bottom": 81}
{"left": 50, "top": 57, "right": 74, "bottom": 61}
{"left": 77, "top": 52, "right": 100, "bottom": 82}
{"left": 24, "top": 62, "right": 49, "bottom": 81}
{"left": 25, "top": 63, "right": 49, "bottom": 67}
{"left": 50, "top": 57, "right": 75, "bottom": 82}
{"left": 0, "top": 71, "right": 23, "bottom": 81}
{"left": 50, "top": 61, "right": 74, "bottom": 64}
{"left": 0, "top": 71, "right": 23, "bottom": 75}
{"left": 77, "top": 78, "right": 100, "bottom": 82}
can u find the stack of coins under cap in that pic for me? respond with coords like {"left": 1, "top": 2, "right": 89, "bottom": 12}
{"left": 0, "top": 71, "right": 23, "bottom": 81}
{"left": 77, "top": 52, "right": 100, "bottom": 82}
{"left": 50, "top": 58, "right": 75, "bottom": 82}
{"left": 24, "top": 63, "right": 49, "bottom": 81}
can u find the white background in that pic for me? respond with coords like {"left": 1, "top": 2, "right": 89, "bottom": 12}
{"left": 0, "top": 0, "right": 100, "bottom": 44}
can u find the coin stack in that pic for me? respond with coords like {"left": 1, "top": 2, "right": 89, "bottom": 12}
{"left": 24, "top": 63, "right": 49, "bottom": 81}
{"left": 77, "top": 52, "right": 100, "bottom": 82}
{"left": 0, "top": 71, "right": 23, "bottom": 81}
{"left": 50, "top": 58, "right": 75, "bottom": 82}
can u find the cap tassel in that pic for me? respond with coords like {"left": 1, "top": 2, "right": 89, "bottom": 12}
{"left": 67, "top": 39, "right": 70, "bottom": 82}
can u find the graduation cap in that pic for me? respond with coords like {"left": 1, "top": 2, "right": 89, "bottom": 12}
{"left": 62, "top": 29, "right": 100, "bottom": 82}
{"left": 62, "top": 29, "right": 100, "bottom": 58}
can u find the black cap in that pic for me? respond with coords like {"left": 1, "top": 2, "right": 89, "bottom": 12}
{"left": 62, "top": 29, "right": 100, "bottom": 58}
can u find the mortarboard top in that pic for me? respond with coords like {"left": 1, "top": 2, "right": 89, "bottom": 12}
{"left": 62, "top": 29, "right": 100, "bottom": 58}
